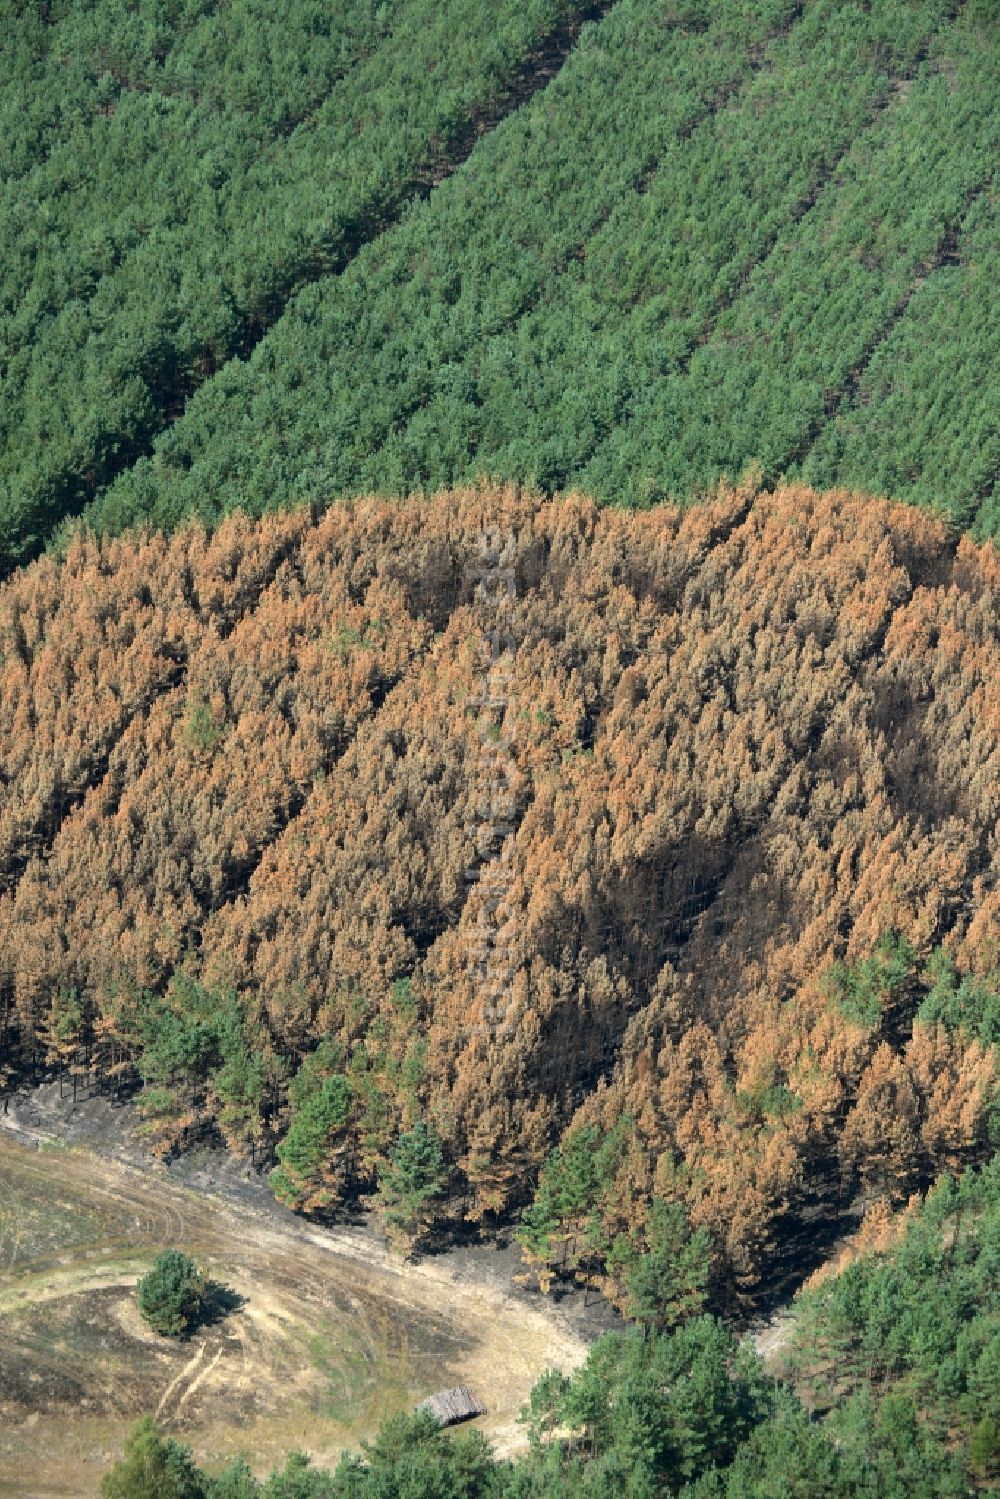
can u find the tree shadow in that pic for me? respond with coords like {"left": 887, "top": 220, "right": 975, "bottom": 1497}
{"left": 198, "top": 1279, "right": 245, "bottom": 1329}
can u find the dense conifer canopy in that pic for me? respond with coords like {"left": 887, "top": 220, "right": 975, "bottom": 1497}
{"left": 2, "top": 1, "right": 998, "bottom": 563}
{"left": 3, "top": 482, "right": 998, "bottom": 1303}
{"left": 6, "top": 4, "right": 1000, "bottom": 1490}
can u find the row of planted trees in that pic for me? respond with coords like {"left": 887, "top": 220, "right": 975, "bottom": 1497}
{"left": 1, "top": 484, "right": 999, "bottom": 1299}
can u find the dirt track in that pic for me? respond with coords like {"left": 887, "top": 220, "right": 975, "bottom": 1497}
{"left": 0, "top": 1113, "right": 595, "bottom": 1498}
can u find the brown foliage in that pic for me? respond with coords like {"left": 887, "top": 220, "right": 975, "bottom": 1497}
{"left": 1, "top": 482, "right": 998, "bottom": 1293}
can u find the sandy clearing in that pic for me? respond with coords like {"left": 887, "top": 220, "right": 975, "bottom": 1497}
{"left": 0, "top": 1128, "right": 593, "bottom": 1496}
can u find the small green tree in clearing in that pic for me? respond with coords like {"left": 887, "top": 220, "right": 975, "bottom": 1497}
{"left": 137, "top": 1250, "right": 205, "bottom": 1339}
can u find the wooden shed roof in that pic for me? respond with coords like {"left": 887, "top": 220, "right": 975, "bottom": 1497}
{"left": 416, "top": 1386, "right": 486, "bottom": 1426}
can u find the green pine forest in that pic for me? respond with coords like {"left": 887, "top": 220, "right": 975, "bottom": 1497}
{"left": 1, "top": 0, "right": 998, "bottom": 566}
{"left": 4, "top": 1, "right": 1000, "bottom": 1494}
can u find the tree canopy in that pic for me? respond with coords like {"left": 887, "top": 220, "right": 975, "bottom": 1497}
{"left": 137, "top": 1250, "right": 206, "bottom": 1339}
{"left": 2, "top": 483, "right": 999, "bottom": 1306}
{"left": 3, "top": 2, "right": 999, "bottom": 562}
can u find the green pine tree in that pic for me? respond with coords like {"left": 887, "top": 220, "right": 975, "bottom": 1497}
{"left": 374, "top": 1121, "right": 447, "bottom": 1254}
{"left": 100, "top": 1417, "right": 204, "bottom": 1499}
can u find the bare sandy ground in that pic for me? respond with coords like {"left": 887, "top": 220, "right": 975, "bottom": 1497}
{"left": 0, "top": 1097, "right": 599, "bottom": 1498}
